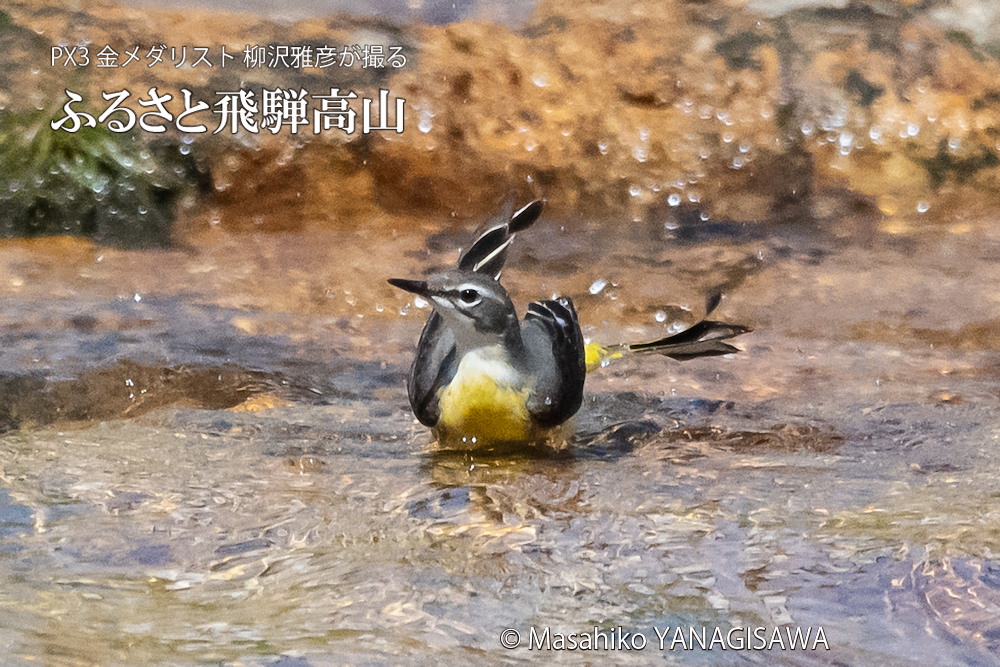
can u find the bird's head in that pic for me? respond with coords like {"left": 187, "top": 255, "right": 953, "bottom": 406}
{"left": 388, "top": 271, "right": 518, "bottom": 343}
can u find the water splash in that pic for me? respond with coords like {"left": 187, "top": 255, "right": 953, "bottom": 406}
{"left": 589, "top": 279, "right": 608, "bottom": 295}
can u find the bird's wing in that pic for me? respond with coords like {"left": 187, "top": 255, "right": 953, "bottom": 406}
{"left": 521, "top": 297, "right": 586, "bottom": 427}
{"left": 407, "top": 310, "right": 458, "bottom": 427}
{"left": 458, "top": 200, "right": 543, "bottom": 279}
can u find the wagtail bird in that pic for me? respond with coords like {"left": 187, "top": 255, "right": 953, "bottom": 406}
{"left": 389, "top": 200, "right": 750, "bottom": 449}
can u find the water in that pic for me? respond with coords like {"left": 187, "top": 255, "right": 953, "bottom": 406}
{"left": 1, "top": 215, "right": 999, "bottom": 665}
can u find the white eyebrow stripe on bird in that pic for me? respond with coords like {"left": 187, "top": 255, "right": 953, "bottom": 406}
{"left": 455, "top": 282, "right": 499, "bottom": 301}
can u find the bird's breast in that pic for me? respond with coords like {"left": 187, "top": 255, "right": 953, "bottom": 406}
{"left": 436, "top": 346, "right": 534, "bottom": 446}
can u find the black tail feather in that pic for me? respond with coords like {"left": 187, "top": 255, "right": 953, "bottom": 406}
{"left": 628, "top": 320, "right": 751, "bottom": 361}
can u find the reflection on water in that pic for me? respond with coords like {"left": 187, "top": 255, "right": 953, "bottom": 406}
{"left": 0, "top": 212, "right": 999, "bottom": 665}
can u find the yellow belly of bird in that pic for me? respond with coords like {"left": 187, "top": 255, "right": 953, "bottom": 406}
{"left": 436, "top": 350, "right": 533, "bottom": 447}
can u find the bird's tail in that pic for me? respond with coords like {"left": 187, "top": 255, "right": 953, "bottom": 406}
{"left": 585, "top": 291, "right": 751, "bottom": 372}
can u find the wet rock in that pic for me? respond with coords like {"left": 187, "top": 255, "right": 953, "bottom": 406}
{"left": 3, "top": 0, "right": 1000, "bottom": 241}
{"left": 371, "top": 0, "right": 1000, "bottom": 232}
{"left": 379, "top": 4, "right": 784, "bottom": 221}
{"left": 195, "top": 139, "right": 379, "bottom": 234}
{"left": 0, "top": 361, "right": 269, "bottom": 431}
{"left": 0, "top": 1, "right": 404, "bottom": 241}
{"left": 782, "top": 7, "right": 1000, "bottom": 232}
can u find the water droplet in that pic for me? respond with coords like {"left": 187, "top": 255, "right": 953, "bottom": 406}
{"left": 138, "top": 206, "right": 147, "bottom": 215}
{"left": 629, "top": 185, "right": 641, "bottom": 197}
{"left": 544, "top": 396, "right": 552, "bottom": 406}
{"left": 801, "top": 121, "right": 815, "bottom": 137}
{"left": 906, "top": 123, "right": 920, "bottom": 137}
{"left": 414, "top": 296, "right": 428, "bottom": 309}
{"left": 134, "top": 293, "right": 141, "bottom": 302}
{"left": 722, "top": 132, "right": 734, "bottom": 143}
{"left": 597, "top": 141, "right": 608, "bottom": 155}
{"left": 180, "top": 144, "right": 191, "bottom": 155}
{"left": 667, "top": 322, "right": 685, "bottom": 334}
{"left": 916, "top": 201, "right": 929, "bottom": 213}
{"left": 532, "top": 73, "right": 549, "bottom": 87}
{"left": 589, "top": 278, "right": 608, "bottom": 295}
{"left": 632, "top": 145, "right": 647, "bottom": 162}
{"left": 8, "top": 181, "right": 20, "bottom": 193}
{"left": 654, "top": 310, "right": 667, "bottom": 322}
{"left": 418, "top": 109, "right": 433, "bottom": 133}
{"left": 375, "top": 303, "right": 384, "bottom": 313}
{"left": 948, "top": 137, "right": 960, "bottom": 152}
{"left": 869, "top": 126, "right": 882, "bottom": 143}
{"left": 838, "top": 131, "right": 853, "bottom": 155}
{"left": 667, "top": 193, "right": 681, "bottom": 207}
{"left": 638, "top": 127, "right": 650, "bottom": 142}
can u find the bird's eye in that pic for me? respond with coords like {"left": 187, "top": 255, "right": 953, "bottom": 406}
{"left": 459, "top": 288, "right": 479, "bottom": 304}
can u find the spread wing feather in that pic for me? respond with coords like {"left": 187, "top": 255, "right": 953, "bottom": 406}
{"left": 521, "top": 298, "right": 586, "bottom": 427}
{"left": 457, "top": 200, "right": 543, "bottom": 279}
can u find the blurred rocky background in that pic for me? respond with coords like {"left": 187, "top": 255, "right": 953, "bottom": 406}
{"left": 0, "top": 0, "right": 998, "bottom": 245}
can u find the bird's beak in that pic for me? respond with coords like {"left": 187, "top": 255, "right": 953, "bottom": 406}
{"left": 387, "top": 278, "right": 431, "bottom": 297}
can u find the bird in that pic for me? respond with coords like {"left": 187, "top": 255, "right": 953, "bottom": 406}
{"left": 388, "top": 200, "right": 750, "bottom": 449}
